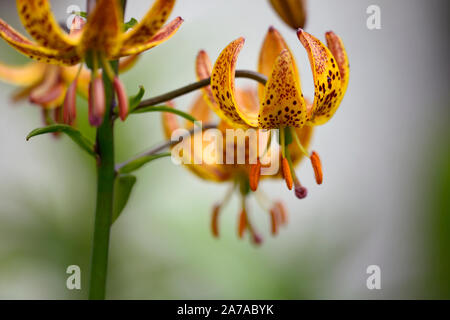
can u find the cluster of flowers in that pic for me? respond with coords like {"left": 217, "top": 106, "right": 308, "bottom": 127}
{"left": 0, "top": 0, "right": 348, "bottom": 245}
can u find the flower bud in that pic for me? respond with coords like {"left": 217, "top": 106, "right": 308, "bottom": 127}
{"left": 88, "top": 77, "right": 105, "bottom": 127}
{"left": 113, "top": 76, "right": 129, "bottom": 121}
{"left": 269, "top": 0, "right": 307, "bottom": 30}
{"left": 63, "top": 80, "right": 77, "bottom": 125}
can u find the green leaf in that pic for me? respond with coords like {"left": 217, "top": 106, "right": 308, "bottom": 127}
{"left": 128, "top": 86, "right": 146, "bottom": 112}
{"left": 118, "top": 152, "right": 171, "bottom": 174}
{"left": 124, "top": 18, "right": 138, "bottom": 31}
{"left": 132, "top": 105, "right": 199, "bottom": 126}
{"left": 26, "top": 124, "right": 96, "bottom": 157}
{"left": 112, "top": 174, "right": 137, "bottom": 225}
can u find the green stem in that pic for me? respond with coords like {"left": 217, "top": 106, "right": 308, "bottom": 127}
{"left": 89, "top": 104, "right": 115, "bottom": 300}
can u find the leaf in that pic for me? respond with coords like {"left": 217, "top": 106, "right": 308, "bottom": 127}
{"left": 128, "top": 86, "right": 145, "bottom": 112}
{"left": 112, "top": 174, "right": 137, "bottom": 225}
{"left": 26, "top": 124, "right": 96, "bottom": 157}
{"left": 117, "top": 152, "right": 171, "bottom": 174}
{"left": 124, "top": 18, "right": 138, "bottom": 31}
{"left": 132, "top": 105, "right": 199, "bottom": 126}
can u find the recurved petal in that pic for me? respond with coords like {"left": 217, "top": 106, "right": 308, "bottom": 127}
{"left": 0, "top": 61, "right": 45, "bottom": 86}
{"left": 79, "top": 0, "right": 122, "bottom": 58}
{"left": 195, "top": 50, "right": 223, "bottom": 117}
{"left": 258, "top": 49, "right": 307, "bottom": 128}
{"left": 119, "top": 16, "right": 183, "bottom": 56}
{"left": 118, "top": 54, "right": 139, "bottom": 73}
{"left": 185, "top": 94, "right": 211, "bottom": 129}
{"left": 325, "top": 31, "right": 349, "bottom": 99}
{"left": 269, "top": 0, "right": 307, "bottom": 29}
{"left": 161, "top": 104, "right": 231, "bottom": 182}
{"left": 297, "top": 29, "right": 343, "bottom": 125}
{"left": 121, "top": 0, "right": 176, "bottom": 49}
{"left": 17, "top": 0, "right": 76, "bottom": 50}
{"left": 211, "top": 38, "right": 257, "bottom": 127}
{"left": 258, "top": 26, "right": 300, "bottom": 102}
{"left": 0, "top": 18, "right": 80, "bottom": 65}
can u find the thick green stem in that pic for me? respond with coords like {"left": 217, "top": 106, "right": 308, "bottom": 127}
{"left": 89, "top": 107, "right": 115, "bottom": 299}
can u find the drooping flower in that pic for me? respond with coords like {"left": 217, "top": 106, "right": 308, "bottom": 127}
{"left": 160, "top": 47, "right": 313, "bottom": 245}
{"left": 0, "top": 0, "right": 183, "bottom": 126}
{"left": 209, "top": 26, "right": 349, "bottom": 193}
{"left": 0, "top": 55, "right": 138, "bottom": 127}
{"left": 269, "top": 0, "right": 307, "bottom": 29}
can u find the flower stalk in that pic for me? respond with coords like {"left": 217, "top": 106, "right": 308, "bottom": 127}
{"left": 88, "top": 0, "right": 126, "bottom": 300}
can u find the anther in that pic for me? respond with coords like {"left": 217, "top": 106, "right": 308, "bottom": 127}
{"left": 249, "top": 160, "right": 261, "bottom": 192}
{"left": 282, "top": 157, "right": 293, "bottom": 190}
{"left": 238, "top": 209, "right": 247, "bottom": 239}
{"left": 211, "top": 204, "right": 220, "bottom": 238}
{"left": 293, "top": 176, "right": 308, "bottom": 199}
{"left": 269, "top": 207, "right": 278, "bottom": 235}
{"left": 310, "top": 151, "right": 323, "bottom": 185}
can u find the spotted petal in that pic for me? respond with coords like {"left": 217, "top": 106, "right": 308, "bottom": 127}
{"left": 0, "top": 61, "right": 45, "bottom": 86}
{"left": 119, "top": 17, "right": 183, "bottom": 56}
{"left": 325, "top": 31, "right": 349, "bottom": 106}
{"left": 78, "top": 0, "right": 122, "bottom": 58}
{"left": 258, "top": 49, "right": 307, "bottom": 129}
{"left": 211, "top": 38, "right": 258, "bottom": 127}
{"left": 17, "top": 0, "right": 76, "bottom": 51}
{"left": 297, "top": 29, "right": 343, "bottom": 125}
{"left": 0, "top": 19, "right": 80, "bottom": 65}
{"left": 258, "top": 26, "right": 300, "bottom": 105}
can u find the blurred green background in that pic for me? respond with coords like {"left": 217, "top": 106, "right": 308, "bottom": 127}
{"left": 0, "top": 0, "right": 448, "bottom": 299}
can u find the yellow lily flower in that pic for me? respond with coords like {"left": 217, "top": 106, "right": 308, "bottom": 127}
{"left": 0, "top": 0, "right": 183, "bottom": 126}
{"left": 0, "top": 0, "right": 182, "bottom": 66}
{"left": 160, "top": 47, "right": 313, "bottom": 245}
{"left": 209, "top": 27, "right": 349, "bottom": 190}
{"left": 269, "top": 0, "right": 307, "bottom": 30}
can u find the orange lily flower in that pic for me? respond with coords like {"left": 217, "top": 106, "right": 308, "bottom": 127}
{"left": 209, "top": 27, "right": 349, "bottom": 191}
{"left": 0, "top": 0, "right": 183, "bottom": 126}
{"left": 160, "top": 45, "right": 313, "bottom": 245}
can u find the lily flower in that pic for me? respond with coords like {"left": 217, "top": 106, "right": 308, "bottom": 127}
{"left": 160, "top": 48, "right": 313, "bottom": 245}
{"left": 0, "top": 0, "right": 183, "bottom": 125}
{"left": 209, "top": 27, "right": 349, "bottom": 193}
{"left": 269, "top": 0, "right": 307, "bottom": 29}
{"left": 0, "top": 55, "right": 138, "bottom": 126}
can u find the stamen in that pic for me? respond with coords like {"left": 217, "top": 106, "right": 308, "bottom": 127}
{"left": 211, "top": 182, "right": 236, "bottom": 238}
{"left": 100, "top": 54, "right": 116, "bottom": 82}
{"left": 310, "top": 151, "right": 323, "bottom": 185}
{"left": 113, "top": 76, "right": 129, "bottom": 121}
{"left": 238, "top": 208, "right": 247, "bottom": 239}
{"left": 211, "top": 204, "right": 220, "bottom": 238}
{"left": 251, "top": 233, "right": 263, "bottom": 246}
{"left": 291, "top": 126, "right": 310, "bottom": 157}
{"left": 293, "top": 176, "right": 308, "bottom": 199}
{"left": 274, "top": 201, "right": 288, "bottom": 225}
{"left": 269, "top": 207, "right": 278, "bottom": 235}
{"left": 282, "top": 157, "right": 293, "bottom": 190}
{"left": 249, "top": 160, "right": 261, "bottom": 191}
{"left": 280, "top": 126, "right": 286, "bottom": 158}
